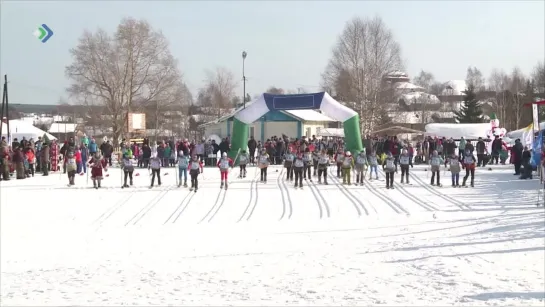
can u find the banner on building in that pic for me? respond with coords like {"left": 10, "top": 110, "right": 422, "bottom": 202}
{"left": 532, "top": 104, "right": 539, "bottom": 134}
{"left": 127, "top": 113, "right": 146, "bottom": 133}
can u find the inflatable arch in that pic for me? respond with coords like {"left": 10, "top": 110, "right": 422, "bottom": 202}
{"left": 229, "top": 92, "right": 364, "bottom": 161}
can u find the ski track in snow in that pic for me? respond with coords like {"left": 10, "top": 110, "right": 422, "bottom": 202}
{"left": 378, "top": 168, "right": 437, "bottom": 212}
{"left": 1, "top": 164, "right": 544, "bottom": 306}
{"left": 409, "top": 170, "right": 472, "bottom": 211}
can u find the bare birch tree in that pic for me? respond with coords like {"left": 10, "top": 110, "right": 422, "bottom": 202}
{"left": 65, "top": 18, "right": 185, "bottom": 146}
{"left": 509, "top": 67, "right": 526, "bottom": 128}
{"left": 413, "top": 70, "right": 435, "bottom": 92}
{"left": 321, "top": 16, "right": 404, "bottom": 133}
{"left": 202, "top": 67, "right": 237, "bottom": 118}
{"left": 466, "top": 67, "right": 486, "bottom": 92}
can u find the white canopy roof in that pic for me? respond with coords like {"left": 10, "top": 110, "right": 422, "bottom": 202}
{"left": 425, "top": 123, "right": 490, "bottom": 139}
{"left": 1, "top": 119, "right": 57, "bottom": 141}
{"left": 317, "top": 128, "right": 344, "bottom": 137}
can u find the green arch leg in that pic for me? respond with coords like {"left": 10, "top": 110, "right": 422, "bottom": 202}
{"left": 343, "top": 115, "right": 364, "bottom": 154}
{"left": 229, "top": 118, "right": 249, "bottom": 165}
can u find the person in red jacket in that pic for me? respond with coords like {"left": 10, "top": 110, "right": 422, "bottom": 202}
{"left": 217, "top": 152, "right": 233, "bottom": 190}
{"left": 74, "top": 147, "right": 83, "bottom": 174}
{"left": 88, "top": 152, "right": 108, "bottom": 189}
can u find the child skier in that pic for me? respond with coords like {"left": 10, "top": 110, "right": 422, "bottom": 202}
{"left": 382, "top": 152, "right": 396, "bottom": 189}
{"left": 341, "top": 151, "right": 354, "bottom": 185}
{"left": 189, "top": 155, "right": 204, "bottom": 192}
{"left": 217, "top": 152, "right": 234, "bottom": 190}
{"left": 238, "top": 149, "right": 249, "bottom": 178}
{"left": 25, "top": 147, "right": 35, "bottom": 177}
{"left": 317, "top": 149, "right": 329, "bottom": 185}
{"left": 66, "top": 151, "right": 77, "bottom": 185}
{"left": 303, "top": 148, "right": 312, "bottom": 181}
{"left": 429, "top": 150, "right": 444, "bottom": 186}
{"left": 368, "top": 151, "right": 379, "bottom": 180}
{"left": 355, "top": 150, "right": 367, "bottom": 186}
{"left": 462, "top": 149, "right": 476, "bottom": 187}
{"left": 74, "top": 147, "right": 83, "bottom": 174}
{"left": 177, "top": 151, "right": 189, "bottom": 187}
{"left": 399, "top": 149, "right": 411, "bottom": 184}
{"left": 293, "top": 152, "right": 305, "bottom": 188}
{"left": 449, "top": 153, "right": 461, "bottom": 187}
{"left": 334, "top": 148, "right": 345, "bottom": 178}
{"left": 122, "top": 151, "right": 134, "bottom": 188}
{"left": 312, "top": 147, "right": 320, "bottom": 177}
{"left": 257, "top": 148, "right": 270, "bottom": 183}
{"left": 284, "top": 149, "right": 295, "bottom": 181}
{"left": 149, "top": 153, "right": 162, "bottom": 188}
{"left": 89, "top": 152, "right": 107, "bottom": 189}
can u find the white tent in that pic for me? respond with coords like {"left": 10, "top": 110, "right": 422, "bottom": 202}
{"left": 505, "top": 122, "right": 545, "bottom": 140}
{"left": 424, "top": 123, "right": 490, "bottom": 140}
{"left": 1, "top": 119, "right": 57, "bottom": 141}
{"left": 317, "top": 128, "right": 344, "bottom": 138}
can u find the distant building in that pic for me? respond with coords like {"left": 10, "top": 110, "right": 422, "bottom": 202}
{"left": 200, "top": 107, "right": 340, "bottom": 142}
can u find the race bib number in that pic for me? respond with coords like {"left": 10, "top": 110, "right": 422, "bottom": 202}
{"left": 343, "top": 158, "right": 352, "bottom": 167}
{"left": 431, "top": 158, "right": 440, "bottom": 166}
{"left": 68, "top": 158, "right": 75, "bottom": 164}
{"left": 464, "top": 156, "right": 473, "bottom": 164}
{"left": 336, "top": 155, "right": 344, "bottom": 162}
{"left": 319, "top": 157, "right": 329, "bottom": 164}
{"left": 191, "top": 162, "right": 200, "bottom": 170}
{"left": 386, "top": 160, "right": 394, "bottom": 168}
{"left": 259, "top": 156, "right": 268, "bottom": 164}
{"left": 400, "top": 156, "right": 409, "bottom": 164}
{"left": 356, "top": 156, "right": 366, "bottom": 164}
{"left": 294, "top": 159, "right": 304, "bottom": 168}
{"left": 239, "top": 156, "right": 247, "bottom": 163}
{"left": 450, "top": 160, "right": 459, "bottom": 167}
{"left": 220, "top": 160, "right": 229, "bottom": 169}
{"left": 179, "top": 158, "right": 188, "bottom": 167}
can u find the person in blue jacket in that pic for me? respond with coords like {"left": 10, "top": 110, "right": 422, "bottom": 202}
{"left": 89, "top": 138, "right": 98, "bottom": 156}
{"left": 80, "top": 143, "right": 89, "bottom": 174}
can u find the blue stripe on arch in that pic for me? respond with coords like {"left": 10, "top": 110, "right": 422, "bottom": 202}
{"left": 263, "top": 92, "right": 325, "bottom": 111}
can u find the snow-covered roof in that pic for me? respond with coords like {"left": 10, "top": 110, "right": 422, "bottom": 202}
{"left": 394, "top": 82, "right": 424, "bottom": 91}
{"left": 385, "top": 71, "right": 409, "bottom": 78}
{"left": 49, "top": 123, "right": 78, "bottom": 133}
{"left": 442, "top": 80, "right": 467, "bottom": 96}
{"left": 400, "top": 92, "right": 441, "bottom": 104}
{"left": 283, "top": 110, "right": 336, "bottom": 122}
{"left": 1, "top": 119, "right": 57, "bottom": 140}
{"left": 389, "top": 111, "right": 455, "bottom": 124}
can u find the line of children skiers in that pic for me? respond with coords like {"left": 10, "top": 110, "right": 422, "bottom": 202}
{"left": 60, "top": 143, "right": 480, "bottom": 191}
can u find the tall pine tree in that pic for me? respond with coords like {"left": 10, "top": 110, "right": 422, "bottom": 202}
{"left": 454, "top": 85, "right": 484, "bottom": 123}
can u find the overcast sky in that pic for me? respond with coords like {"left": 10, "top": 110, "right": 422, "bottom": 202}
{"left": 1, "top": 0, "right": 543, "bottom": 105}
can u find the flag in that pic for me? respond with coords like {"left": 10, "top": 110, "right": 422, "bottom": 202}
{"left": 531, "top": 130, "right": 543, "bottom": 168}
{"left": 522, "top": 123, "right": 534, "bottom": 147}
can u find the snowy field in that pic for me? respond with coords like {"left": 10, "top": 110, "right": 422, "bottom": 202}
{"left": 1, "top": 164, "right": 544, "bottom": 306}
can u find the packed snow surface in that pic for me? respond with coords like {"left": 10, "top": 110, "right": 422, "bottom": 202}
{"left": 1, "top": 165, "right": 544, "bottom": 306}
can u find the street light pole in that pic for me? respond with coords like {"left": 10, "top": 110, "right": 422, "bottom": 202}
{"left": 242, "top": 51, "right": 247, "bottom": 108}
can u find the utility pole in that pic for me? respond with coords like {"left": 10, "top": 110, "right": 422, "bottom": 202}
{"left": 0, "top": 75, "right": 10, "bottom": 143}
{"left": 242, "top": 51, "right": 247, "bottom": 108}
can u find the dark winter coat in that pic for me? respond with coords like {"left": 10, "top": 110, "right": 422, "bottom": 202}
{"left": 219, "top": 141, "right": 230, "bottom": 155}
{"left": 142, "top": 145, "right": 152, "bottom": 159}
{"left": 522, "top": 150, "right": 531, "bottom": 165}
{"left": 476, "top": 141, "right": 486, "bottom": 154}
{"left": 247, "top": 138, "right": 257, "bottom": 151}
{"left": 511, "top": 142, "right": 523, "bottom": 163}
{"left": 491, "top": 138, "right": 503, "bottom": 155}
{"left": 444, "top": 141, "right": 457, "bottom": 155}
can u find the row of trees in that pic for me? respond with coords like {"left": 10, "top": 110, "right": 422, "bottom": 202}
{"left": 63, "top": 17, "right": 544, "bottom": 145}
